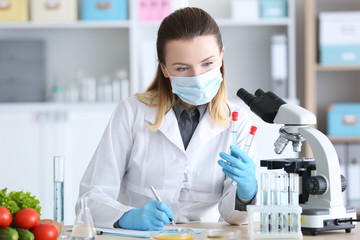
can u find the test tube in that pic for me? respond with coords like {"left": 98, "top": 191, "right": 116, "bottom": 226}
{"left": 260, "top": 173, "right": 270, "bottom": 233}
{"left": 289, "top": 173, "right": 299, "bottom": 205}
{"left": 289, "top": 173, "right": 299, "bottom": 233}
{"left": 270, "top": 173, "right": 281, "bottom": 233}
{"left": 279, "top": 173, "right": 289, "bottom": 233}
{"left": 230, "top": 112, "right": 238, "bottom": 186}
{"left": 231, "top": 112, "right": 238, "bottom": 146}
{"left": 242, "top": 126, "right": 257, "bottom": 154}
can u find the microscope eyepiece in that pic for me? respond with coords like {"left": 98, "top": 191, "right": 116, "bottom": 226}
{"left": 237, "top": 88, "right": 256, "bottom": 106}
{"left": 255, "top": 89, "right": 266, "bottom": 97}
{"left": 236, "top": 88, "right": 287, "bottom": 123}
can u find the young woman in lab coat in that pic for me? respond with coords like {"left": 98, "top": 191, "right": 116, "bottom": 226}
{"left": 78, "top": 7, "right": 258, "bottom": 230}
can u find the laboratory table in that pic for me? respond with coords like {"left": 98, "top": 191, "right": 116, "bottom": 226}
{"left": 70, "top": 222, "right": 360, "bottom": 240}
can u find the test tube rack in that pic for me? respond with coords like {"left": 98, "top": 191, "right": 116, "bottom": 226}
{"left": 247, "top": 205, "right": 302, "bottom": 239}
{"left": 247, "top": 172, "right": 303, "bottom": 239}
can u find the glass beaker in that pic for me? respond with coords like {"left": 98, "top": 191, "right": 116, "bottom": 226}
{"left": 71, "top": 197, "right": 96, "bottom": 240}
{"left": 54, "top": 156, "right": 69, "bottom": 238}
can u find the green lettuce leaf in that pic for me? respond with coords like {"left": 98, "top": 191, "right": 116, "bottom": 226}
{"left": 0, "top": 188, "right": 41, "bottom": 216}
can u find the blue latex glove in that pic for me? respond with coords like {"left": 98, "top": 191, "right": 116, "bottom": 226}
{"left": 118, "top": 200, "right": 174, "bottom": 231}
{"left": 218, "top": 145, "right": 258, "bottom": 201}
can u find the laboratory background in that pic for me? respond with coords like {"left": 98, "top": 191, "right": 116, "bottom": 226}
{"left": 1, "top": 0, "right": 360, "bottom": 231}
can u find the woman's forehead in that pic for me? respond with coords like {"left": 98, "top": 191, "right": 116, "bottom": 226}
{"left": 164, "top": 35, "right": 220, "bottom": 65}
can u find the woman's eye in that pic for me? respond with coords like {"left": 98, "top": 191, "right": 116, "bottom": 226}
{"left": 176, "top": 66, "right": 188, "bottom": 72}
{"left": 204, "top": 62, "right": 213, "bottom": 67}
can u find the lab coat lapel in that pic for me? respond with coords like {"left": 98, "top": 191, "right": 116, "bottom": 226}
{"left": 186, "top": 107, "right": 228, "bottom": 154}
{"left": 144, "top": 105, "right": 185, "bottom": 152}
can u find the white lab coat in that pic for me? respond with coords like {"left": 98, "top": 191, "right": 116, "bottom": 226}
{"left": 78, "top": 96, "right": 257, "bottom": 228}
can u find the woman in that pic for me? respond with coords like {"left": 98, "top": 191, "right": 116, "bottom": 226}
{"left": 78, "top": 7, "right": 258, "bottom": 230}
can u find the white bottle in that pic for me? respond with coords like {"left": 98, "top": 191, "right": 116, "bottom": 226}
{"left": 115, "top": 68, "right": 130, "bottom": 100}
{"left": 271, "top": 34, "right": 288, "bottom": 98}
{"left": 52, "top": 75, "right": 66, "bottom": 102}
{"left": 103, "top": 76, "right": 113, "bottom": 102}
{"left": 97, "top": 75, "right": 113, "bottom": 102}
{"left": 87, "top": 77, "right": 97, "bottom": 103}
{"left": 66, "top": 74, "right": 80, "bottom": 103}
{"left": 112, "top": 75, "right": 121, "bottom": 103}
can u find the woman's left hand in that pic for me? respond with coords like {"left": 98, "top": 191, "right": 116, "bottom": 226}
{"left": 218, "top": 145, "right": 257, "bottom": 201}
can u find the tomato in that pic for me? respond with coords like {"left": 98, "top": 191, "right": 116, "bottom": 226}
{"left": 14, "top": 208, "right": 40, "bottom": 229}
{"left": 0, "top": 206, "right": 12, "bottom": 227}
{"left": 33, "top": 223, "right": 59, "bottom": 240}
{"left": 38, "top": 219, "right": 62, "bottom": 235}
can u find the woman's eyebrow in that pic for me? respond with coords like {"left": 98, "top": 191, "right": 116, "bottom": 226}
{"left": 171, "top": 62, "right": 188, "bottom": 66}
{"left": 171, "top": 56, "right": 216, "bottom": 66}
{"left": 200, "top": 56, "right": 216, "bottom": 62}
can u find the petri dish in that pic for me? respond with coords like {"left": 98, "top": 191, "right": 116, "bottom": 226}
{"left": 150, "top": 229, "right": 195, "bottom": 240}
{"left": 202, "top": 229, "right": 241, "bottom": 240}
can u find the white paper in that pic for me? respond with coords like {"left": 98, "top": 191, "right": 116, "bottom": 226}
{"left": 95, "top": 226, "right": 202, "bottom": 238}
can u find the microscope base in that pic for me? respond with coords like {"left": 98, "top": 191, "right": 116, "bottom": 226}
{"left": 301, "top": 207, "right": 357, "bottom": 236}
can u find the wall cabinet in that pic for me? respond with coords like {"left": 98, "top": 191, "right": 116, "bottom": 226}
{"left": 0, "top": 104, "right": 115, "bottom": 224}
{"left": 0, "top": 0, "right": 297, "bottom": 102}
{"left": 305, "top": 0, "right": 360, "bottom": 133}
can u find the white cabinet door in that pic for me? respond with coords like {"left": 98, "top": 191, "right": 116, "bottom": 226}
{"left": 0, "top": 105, "right": 115, "bottom": 225}
{"left": 0, "top": 111, "right": 44, "bottom": 210}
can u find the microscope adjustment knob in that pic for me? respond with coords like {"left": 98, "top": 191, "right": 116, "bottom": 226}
{"left": 341, "top": 175, "right": 347, "bottom": 192}
{"left": 306, "top": 176, "right": 327, "bottom": 195}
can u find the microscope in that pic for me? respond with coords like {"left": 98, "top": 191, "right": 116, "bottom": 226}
{"left": 237, "top": 88, "right": 357, "bottom": 236}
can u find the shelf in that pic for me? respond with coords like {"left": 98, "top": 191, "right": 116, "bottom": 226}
{"left": 0, "top": 102, "right": 118, "bottom": 112}
{"left": 329, "top": 137, "right": 360, "bottom": 143}
{"left": 216, "top": 18, "right": 291, "bottom": 27}
{"left": 0, "top": 18, "right": 291, "bottom": 30}
{"left": 0, "top": 21, "right": 131, "bottom": 29}
{"left": 316, "top": 64, "right": 360, "bottom": 72}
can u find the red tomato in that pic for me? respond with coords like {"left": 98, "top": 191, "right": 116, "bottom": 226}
{"left": 14, "top": 208, "right": 40, "bottom": 229}
{"left": 33, "top": 223, "right": 59, "bottom": 240}
{"left": 0, "top": 206, "right": 12, "bottom": 227}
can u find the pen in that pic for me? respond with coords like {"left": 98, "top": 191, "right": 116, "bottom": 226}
{"left": 150, "top": 185, "right": 176, "bottom": 227}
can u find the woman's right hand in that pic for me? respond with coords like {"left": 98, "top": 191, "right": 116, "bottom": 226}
{"left": 118, "top": 200, "right": 174, "bottom": 230}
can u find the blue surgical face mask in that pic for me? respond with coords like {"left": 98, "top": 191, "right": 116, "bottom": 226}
{"left": 165, "top": 66, "right": 223, "bottom": 106}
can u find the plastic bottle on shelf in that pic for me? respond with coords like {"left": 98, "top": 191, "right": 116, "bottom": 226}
{"left": 112, "top": 72, "right": 121, "bottom": 103}
{"left": 115, "top": 68, "right": 130, "bottom": 100}
{"left": 51, "top": 75, "right": 66, "bottom": 102}
{"left": 271, "top": 34, "right": 288, "bottom": 99}
{"left": 97, "top": 75, "right": 113, "bottom": 102}
{"left": 81, "top": 76, "right": 97, "bottom": 103}
{"left": 66, "top": 72, "right": 81, "bottom": 103}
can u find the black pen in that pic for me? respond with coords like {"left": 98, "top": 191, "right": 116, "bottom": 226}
{"left": 150, "top": 185, "right": 176, "bottom": 227}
